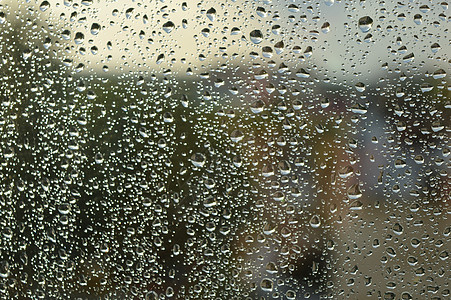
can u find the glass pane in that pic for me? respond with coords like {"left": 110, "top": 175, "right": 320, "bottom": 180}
{"left": 0, "top": 0, "right": 449, "bottom": 299}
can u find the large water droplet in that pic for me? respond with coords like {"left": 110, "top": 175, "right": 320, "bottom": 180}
{"left": 309, "top": 215, "right": 321, "bottom": 228}
{"left": 250, "top": 99, "right": 265, "bottom": 113}
{"left": 39, "top": 1, "right": 51, "bottom": 12}
{"left": 324, "top": 0, "right": 335, "bottom": 6}
{"left": 347, "top": 183, "right": 362, "bottom": 199}
{"left": 393, "top": 223, "right": 404, "bottom": 235}
{"left": 91, "top": 23, "right": 101, "bottom": 35}
{"left": 249, "top": 30, "right": 263, "bottom": 44}
{"left": 358, "top": 16, "right": 373, "bottom": 32}
{"left": 206, "top": 7, "right": 216, "bottom": 21}
{"left": 191, "top": 153, "right": 206, "bottom": 167}
{"left": 260, "top": 278, "right": 273, "bottom": 292}
{"left": 163, "top": 21, "right": 175, "bottom": 33}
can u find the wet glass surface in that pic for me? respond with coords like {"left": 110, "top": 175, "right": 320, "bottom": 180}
{"left": 0, "top": 0, "right": 449, "bottom": 299}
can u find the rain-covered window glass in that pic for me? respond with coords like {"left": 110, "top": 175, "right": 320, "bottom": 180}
{"left": 0, "top": 0, "right": 449, "bottom": 299}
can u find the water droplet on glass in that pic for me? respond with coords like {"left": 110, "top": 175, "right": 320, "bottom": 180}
{"left": 74, "top": 32, "right": 84, "bottom": 44}
{"left": 39, "top": 1, "right": 51, "bottom": 12}
{"left": 260, "top": 278, "right": 274, "bottom": 292}
{"left": 249, "top": 29, "right": 263, "bottom": 44}
{"left": 61, "top": 30, "right": 71, "bottom": 40}
{"left": 350, "top": 200, "right": 363, "bottom": 210}
{"left": 431, "top": 43, "right": 441, "bottom": 53}
{"left": 206, "top": 8, "right": 216, "bottom": 21}
{"left": 355, "top": 82, "right": 366, "bottom": 92}
{"left": 310, "top": 215, "right": 321, "bottom": 228}
{"left": 91, "top": 23, "right": 101, "bottom": 35}
{"left": 230, "top": 129, "right": 244, "bottom": 142}
{"left": 250, "top": 99, "right": 265, "bottom": 113}
{"left": 324, "top": 0, "right": 335, "bottom": 6}
{"left": 414, "top": 14, "right": 423, "bottom": 25}
{"left": 321, "top": 22, "right": 331, "bottom": 33}
{"left": 256, "top": 7, "right": 267, "bottom": 18}
{"left": 358, "top": 16, "right": 373, "bottom": 32}
{"left": 393, "top": 223, "right": 404, "bottom": 235}
{"left": 347, "top": 183, "right": 362, "bottom": 199}
{"left": 163, "top": 21, "right": 175, "bottom": 33}
{"left": 191, "top": 153, "right": 206, "bottom": 167}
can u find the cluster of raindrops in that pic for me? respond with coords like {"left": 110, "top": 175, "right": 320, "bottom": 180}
{"left": 0, "top": 0, "right": 448, "bottom": 299}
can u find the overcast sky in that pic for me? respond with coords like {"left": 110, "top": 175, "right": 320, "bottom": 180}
{"left": 6, "top": 0, "right": 449, "bottom": 82}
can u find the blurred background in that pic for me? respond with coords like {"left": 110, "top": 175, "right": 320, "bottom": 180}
{"left": 0, "top": 0, "right": 449, "bottom": 299}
